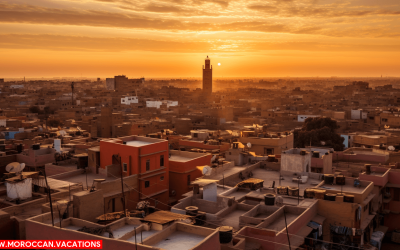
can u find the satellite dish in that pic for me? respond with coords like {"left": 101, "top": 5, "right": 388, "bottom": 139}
{"left": 210, "top": 155, "right": 216, "bottom": 164}
{"left": 202, "top": 166, "right": 212, "bottom": 176}
{"left": 247, "top": 142, "right": 252, "bottom": 149}
{"left": 388, "top": 146, "right": 395, "bottom": 151}
{"left": 320, "top": 141, "right": 326, "bottom": 145}
{"left": 6, "top": 162, "right": 25, "bottom": 174}
{"left": 59, "top": 130, "right": 67, "bottom": 136}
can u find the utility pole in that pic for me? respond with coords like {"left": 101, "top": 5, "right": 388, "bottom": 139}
{"left": 43, "top": 169, "right": 54, "bottom": 226}
{"left": 120, "top": 158, "right": 126, "bottom": 216}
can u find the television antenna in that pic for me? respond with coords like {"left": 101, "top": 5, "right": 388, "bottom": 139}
{"left": 210, "top": 155, "right": 216, "bottom": 164}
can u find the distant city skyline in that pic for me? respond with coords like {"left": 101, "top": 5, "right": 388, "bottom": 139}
{"left": 1, "top": 0, "right": 400, "bottom": 77}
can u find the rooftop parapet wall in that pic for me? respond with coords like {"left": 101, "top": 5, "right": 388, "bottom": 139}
{"left": 314, "top": 177, "right": 373, "bottom": 204}
{"left": 235, "top": 201, "right": 318, "bottom": 250}
{"left": 26, "top": 214, "right": 158, "bottom": 250}
{"left": 143, "top": 222, "right": 219, "bottom": 250}
{"left": 359, "top": 166, "right": 390, "bottom": 187}
{"left": 333, "top": 150, "right": 388, "bottom": 164}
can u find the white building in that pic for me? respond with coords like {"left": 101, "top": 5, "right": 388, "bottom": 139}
{"left": 297, "top": 115, "right": 320, "bottom": 122}
{"left": 0, "top": 117, "right": 6, "bottom": 127}
{"left": 10, "top": 85, "right": 24, "bottom": 89}
{"left": 146, "top": 100, "right": 178, "bottom": 109}
{"left": 351, "top": 109, "right": 368, "bottom": 120}
{"left": 121, "top": 96, "right": 138, "bottom": 105}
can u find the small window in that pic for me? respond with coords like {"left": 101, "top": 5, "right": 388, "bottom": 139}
{"left": 160, "top": 155, "right": 164, "bottom": 167}
{"left": 145, "top": 181, "right": 150, "bottom": 188}
{"left": 160, "top": 176, "right": 164, "bottom": 181}
{"left": 123, "top": 163, "right": 127, "bottom": 172}
{"left": 146, "top": 160, "right": 150, "bottom": 171}
{"left": 394, "top": 188, "right": 400, "bottom": 201}
{"left": 264, "top": 148, "right": 274, "bottom": 155}
{"left": 187, "top": 175, "right": 191, "bottom": 185}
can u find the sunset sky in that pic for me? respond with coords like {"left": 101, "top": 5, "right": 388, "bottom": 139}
{"left": 1, "top": 0, "right": 400, "bottom": 78}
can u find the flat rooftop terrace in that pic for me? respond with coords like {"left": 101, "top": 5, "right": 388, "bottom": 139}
{"left": 126, "top": 141, "right": 155, "bottom": 147}
{"left": 251, "top": 168, "right": 322, "bottom": 195}
{"left": 265, "top": 213, "right": 297, "bottom": 231}
{"left": 150, "top": 231, "right": 205, "bottom": 250}
{"left": 318, "top": 183, "right": 366, "bottom": 194}
{"left": 127, "top": 230, "right": 157, "bottom": 243}
{"left": 220, "top": 210, "right": 247, "bottom": 229}
{"left": 56, "top": 173, "right": 114, "bottom": 189}
{"left": 169, "top": 155, "right": 195, "bottom": 162}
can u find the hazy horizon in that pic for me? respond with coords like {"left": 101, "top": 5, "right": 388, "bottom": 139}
{"left": 1, "top": 0, "right": 400, "bottom": 77}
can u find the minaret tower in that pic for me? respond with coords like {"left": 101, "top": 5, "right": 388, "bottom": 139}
{"left": 202, "top": 56, "right": 212, "bottom": 94}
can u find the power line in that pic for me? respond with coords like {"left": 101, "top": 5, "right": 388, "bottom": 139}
{"left": 105, "top": 172, "right": 362, "bottom": 250}
{"left": 105, "top": 172, "right": 306, "bottom": 249}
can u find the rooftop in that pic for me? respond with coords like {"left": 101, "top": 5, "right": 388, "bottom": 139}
{"left": 150, "top": 231, "right": 205, "bottom": 250}
{"left": 126, "top": 140, "right": 155, "bottom": 146}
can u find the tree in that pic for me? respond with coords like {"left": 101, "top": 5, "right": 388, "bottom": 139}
{"left": 47, "top": 118, "right": 63, "bottom": 128}
{"left": 29, "top": 106, "right": 40, "bottom": 114}
{"left": 44, "top": 106, "right": 55, "bottom": 115}
{"left": 294, "top": 117, "right": 344, "bottom": 151}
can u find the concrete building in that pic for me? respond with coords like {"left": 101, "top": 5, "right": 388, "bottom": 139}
{"left": 297, "top": 115, "right": 320, "bottom": 122}
{"left": 105, "top": 78, "right": 115, "bottom": 90}
{"left": 99, "top": 135, "right": 169, "bottom": 209}
{"left": 17, "top": 146, "right": 56, "bottom": 169}
{"left": 25, "top": 212, "right": 220, "bottom": 250}
{"left": 352, "top": 133, "right": 400, "bottom": 148}
{"left": 225, "top": 142, "right": 268, "bottom": 166}
{"left": 169, "top": 150, "right": 212, "bottom": 202}
{"left": 281, "top": 148, "right": 311, "bottom": 174}
{"left": 239, "top": 131, "right": 293, "bottom": 156}
{"left": 306, "top": 147, "right": 333, "bottom": 174}
{"left": 351, "top": 109, "right": 368, "bottom": 120}
{"left": 146, "top": 100, "right": 178, "bottom": 109}
{"left": 121, "top": 96, "right": 138, "bottom": 105}
{"left": 202, "top": 56, "right": 212, "bottom": 94}
{"left": 106, "top": 75, "right": 144, "bottom": 91}
{"left": 341, "top": 134, "right": 355, "bottom": 148}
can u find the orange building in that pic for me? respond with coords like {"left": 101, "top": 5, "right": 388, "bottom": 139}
{"left": 100, "top": 135, "right": 169, "bottom": 210}
{"left": 169, "top": 150, "right": 212, "bottom": 203}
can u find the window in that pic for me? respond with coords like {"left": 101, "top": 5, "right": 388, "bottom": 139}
{"left": 264, "top": 148, "right": 274, "bottom": 155}
{"left": 123, "top": 163, "right": 127, "bottom": 172}
{"left": 187, "top": 175, "right": 191, "bottom": 185}
{"left": 160, "top": 155, "right": 164, "bottom": 167}
{"left": 160, "top": 176, "right": 164, "bottom": 181}
{"left": 146, "top": 160, "right": 150, "bottom": 171}
{"left": 394, "top": 188, "right": 400, "bottom": 201}
{"left": 193, "top": 133, "right": 198, "bottom": 138}
{"left": 145, "top": 181, "right": 150, "bottom": 188}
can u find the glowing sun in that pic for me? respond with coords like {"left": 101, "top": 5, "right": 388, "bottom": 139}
{"left": 218, "top": 63, "right": 221, "bottom": 66}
